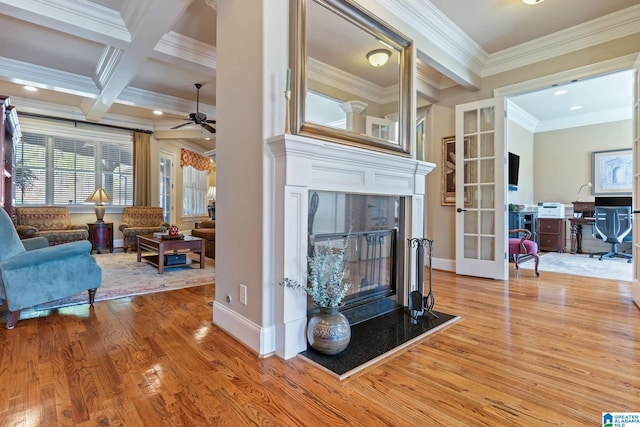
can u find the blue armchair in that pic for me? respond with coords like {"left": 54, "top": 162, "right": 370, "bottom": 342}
{"left": 0, "top": 209, "right": 102, "bottom": 329}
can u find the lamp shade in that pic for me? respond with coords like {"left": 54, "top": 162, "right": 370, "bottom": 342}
{"left": 86, "top": 187, "right": 111, "bottom": 205}
{"left": 86, "top": 187, "right": 111, "bottom": 222}
{"left": 205, "top": 186, "right": 216, "bottom": 202}
{"left": 366, "top": 49, "right": 391, "bottom": 67}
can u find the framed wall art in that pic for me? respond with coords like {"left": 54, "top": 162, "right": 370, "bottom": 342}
{"left": 441, "top": 136, "right": 456, "bottom": 205}
{"left": 591, "top": 148, "right": 632, "bottom": 195}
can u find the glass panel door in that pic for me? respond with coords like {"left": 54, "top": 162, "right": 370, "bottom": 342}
{"left": 455, "top": 98, "right": 506, "bottom": 279}
{"left": 159, "top": 151, "right": 174, "bottom": 224}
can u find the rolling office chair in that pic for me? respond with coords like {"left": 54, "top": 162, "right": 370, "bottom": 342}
{"left": 591, "top": 206, "right": 632, "bottom": 263}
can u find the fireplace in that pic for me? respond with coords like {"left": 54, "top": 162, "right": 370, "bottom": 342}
{"left": 269, "top": 134, "right": 434, "bottom": 359}
{"left": 308, "top": 191, "right": 401, "bottom": 313}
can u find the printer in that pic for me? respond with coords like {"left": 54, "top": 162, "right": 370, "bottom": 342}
{"left": 538, "top": 202, "right": 565, "bottom": 219}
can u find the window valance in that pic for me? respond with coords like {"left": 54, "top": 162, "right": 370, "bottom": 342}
{"left": 180, "top": 148, "right": 211, "bottom": 172}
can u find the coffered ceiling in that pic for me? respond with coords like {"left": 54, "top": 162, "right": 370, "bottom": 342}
{"left": 0, "top": 0, "right": 638, "bottom": 150}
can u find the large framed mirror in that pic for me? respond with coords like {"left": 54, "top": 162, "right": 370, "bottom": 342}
{"left": 291, "top": 0, "right": 413, "bottom": 155}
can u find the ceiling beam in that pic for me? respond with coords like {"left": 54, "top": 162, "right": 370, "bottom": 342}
{"left": 83, "top": 0, "right": 194, "bottom": 121}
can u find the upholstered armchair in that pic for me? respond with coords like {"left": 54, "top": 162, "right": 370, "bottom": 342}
{"left": 15, "top": 206, "right": 89, "bottom": 246}
{"left": 191, "top": 220, "right": 215, "bottom": 258}
{"left": 0, "top": 209, "right": 101, "bottom": 329}
{"left": 119, "top": 206, "right": 169, "bottom": 252}
{"left": 508, "top": 228, "right": 540, "bottom": 277}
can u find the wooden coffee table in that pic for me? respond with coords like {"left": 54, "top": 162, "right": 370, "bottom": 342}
{"left": 137, "top": 234, "right": 205, "bottom": 274}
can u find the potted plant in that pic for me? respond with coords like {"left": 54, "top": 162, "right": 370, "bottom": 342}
{"left": 280, "top": 238, "right": 352, "bottom": 355}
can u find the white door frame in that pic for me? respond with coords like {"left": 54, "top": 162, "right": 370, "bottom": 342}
{"left": 495, "top": 54, "right": 639, "bottom": 287}
{"left": 632, "top": 54, "right": 640, "bottom": 309}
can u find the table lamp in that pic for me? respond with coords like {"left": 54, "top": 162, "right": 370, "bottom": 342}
{"left": 575, "top": 182, "right": 592, "bottom": 202}
{"left": 86, "top": 187, "right": 111, "bottom": 222}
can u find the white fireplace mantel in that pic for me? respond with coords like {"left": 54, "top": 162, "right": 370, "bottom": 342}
{"left": 268, "top": 133, "right": 435, "bottom": 359}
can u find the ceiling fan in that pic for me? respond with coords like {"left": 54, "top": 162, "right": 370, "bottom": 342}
{"left": 171, "top": 83, "right": 216, "bottom": 134}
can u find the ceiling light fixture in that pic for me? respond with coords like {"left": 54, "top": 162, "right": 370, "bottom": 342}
{"left": 522, "top": 0, "right": 544, "bottom": 4}
{"left": 366, "top": 49, "right": 391, "bottom": 67}
{"left": 24, "top": 85, "right": 37, "bottom": 92}
{"left": 554, "top": 89, "right": 568, "bottom": 95}
{"left": 153, "top": 110, "right": 163, "bottom": 115}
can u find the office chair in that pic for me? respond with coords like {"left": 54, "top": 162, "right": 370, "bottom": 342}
{"left": 591, "top": 206, "right": 632, "bottom": 263}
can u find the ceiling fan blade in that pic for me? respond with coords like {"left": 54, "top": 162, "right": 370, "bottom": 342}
{"left": 201, "top": 123, "right": 216, "bottom": 134}
{"left": 171, "top": 121, "right": 192, "bottom": 130}
{"left": 204, "top": 119, "right": 216, "bottom": 124}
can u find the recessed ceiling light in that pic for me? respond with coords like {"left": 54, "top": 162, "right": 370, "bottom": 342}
{"left": 153, "top": 110, "right": 163, "bottom": 115}
{"left": 205, "top": 137, "right": 211, "bottom": 141}
{"left": 554, "top": 90, "right": 568, "bottom": 95}
{"left": 522, "top": 0, "right": 543, "bottom": 4}
{"left": 569, "top": 105, "right": 582, "bottom": 110}
{"left": 24, "top": 85, "right": 37, "bottom": 92}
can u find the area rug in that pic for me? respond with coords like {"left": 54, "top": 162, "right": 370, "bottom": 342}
{"left": 34, "top": 252, "right": 215, "bottom": 310}
{"left": 299, "top": 308, "right": 460, "bottom": 381}
{"left": 518, "top": 252, "right": 631, "bottom": 281}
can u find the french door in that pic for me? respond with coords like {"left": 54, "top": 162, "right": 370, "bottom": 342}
{"left": 455, "top": 98, "right": 507, "bottom": 280}
{"left": 159, "top": 151, "right": 174, "bottom": 224}
{"left": 632, "top": 56, "right": 640, "bottom": 308}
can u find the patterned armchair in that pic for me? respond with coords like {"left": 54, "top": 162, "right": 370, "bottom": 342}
{"left": 14, "top": 207, "right": 89, "bottom": 246}
{"left": 119, "top": 206, "right": 169, "bottom": 252}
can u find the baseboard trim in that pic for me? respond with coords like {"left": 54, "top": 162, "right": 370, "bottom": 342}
{"left": 213, "top": 302, "right": 275, "bottom": 357}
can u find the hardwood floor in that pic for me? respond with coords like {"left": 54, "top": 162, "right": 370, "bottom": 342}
{"left": 1, "top": 269, "right": 638, "bottom": 426}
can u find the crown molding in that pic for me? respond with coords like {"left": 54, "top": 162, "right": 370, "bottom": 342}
{"left": 483, "top": 4, "right": 640, "bottom": 77}
{"left": 376, "top": 0, "right": 485, "bottom": 80}
{"left": 95, "top": 47, "right": 124, "bottom": 90}
{"left": 13, "top": 95, "right": 155, "bottom": 131}
{"left": 0, "top": 0, "right": 130, "bottom": 47}
{"left": 118, "top": 86, "right": 216, "bottom": 118}
{"left": 378, "top": 0, "right": 640, "bottom": 82}
{"left": 0, "top": 57, "right": 99, "bottom": 98}
{"left": 506, "top": 101, "right": 538, "bottom": 133}
{"left": 535, "top": 108, "right": 632, "bottom": 133}
{"left": 307, "top": 57, "right": 397, "bottom": 105}
{"left": 152, "top": 31, "right": 217, "bottom": 71}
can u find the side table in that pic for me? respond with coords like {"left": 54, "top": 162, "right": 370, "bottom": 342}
{"left": 87, "top": 222, "right": 114, "bottom": 254}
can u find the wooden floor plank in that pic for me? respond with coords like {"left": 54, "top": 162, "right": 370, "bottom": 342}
{"left": 0, "top": 271, "right": 639, "bottom": 426}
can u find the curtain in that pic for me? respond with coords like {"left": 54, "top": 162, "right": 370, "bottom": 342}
{"left": 133, "top": 132, "right": 151, "bottom": 206}
{"left": 180, "top": 148, "right": 211, "bottom": 171}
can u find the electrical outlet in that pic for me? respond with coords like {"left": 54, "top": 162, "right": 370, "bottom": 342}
{"left": 239, "top": 284, "right": 247, "bottom": 305}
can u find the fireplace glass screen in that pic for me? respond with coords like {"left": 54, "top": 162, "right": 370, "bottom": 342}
{"left": 308, "top": 191, "right": 399, "bottom": 307}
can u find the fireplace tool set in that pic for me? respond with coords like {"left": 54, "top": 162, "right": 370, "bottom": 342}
{"left": 407, "top": 237, "right": 438, "bottom": 319}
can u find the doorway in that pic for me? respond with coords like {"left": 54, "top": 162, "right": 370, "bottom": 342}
{"left": 502, "top": 67, "right": 635, "bottom": 280}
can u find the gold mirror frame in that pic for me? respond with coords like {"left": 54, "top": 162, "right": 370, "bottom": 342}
{"left": 291, "top": 0, "right": 413, "bottom": 155}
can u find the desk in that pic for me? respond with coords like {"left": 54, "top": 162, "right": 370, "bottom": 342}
{"left": 569, "top": 201, "right": 595, "bottom": 254}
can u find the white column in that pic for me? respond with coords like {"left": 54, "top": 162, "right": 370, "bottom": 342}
{"left": 339, "top": 100, "right": 368, "bottom": 134}
{"left": 213, "top": 0, "right": 290, "bottom": 356}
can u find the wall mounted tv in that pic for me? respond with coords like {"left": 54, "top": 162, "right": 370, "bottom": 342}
{"left": 508, "top": 152, "right": 520, "bottom": 191}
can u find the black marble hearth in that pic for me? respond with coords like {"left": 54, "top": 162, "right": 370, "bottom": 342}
{"left": 299, "top": 305, "right": 459, "bottom": 380}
